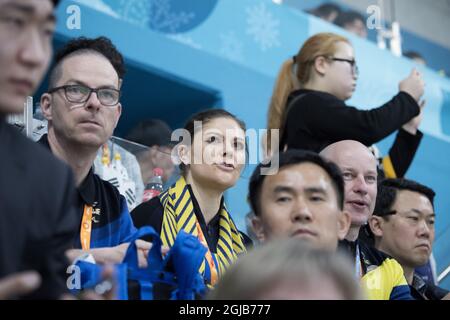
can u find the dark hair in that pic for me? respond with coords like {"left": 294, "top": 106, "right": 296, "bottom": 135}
{"left": 49, "top": 36, "right": 125, "bottom": 88}
{"left": 179, "top": 109, "right": 247, "bottom": 175}
{"left": 335, "top": 10, "right": 366, "bottom": 27}
{"left": 126, "top": 119, "right": 172, "bottom": 147}
{"left": 309, "top": 3, "right": 342, "bottom": 18}
{"left": 52, "top": 0, "right": 60, "bottom": 7}
{"left": 249, "top": 149, "right": 345, "bottom": 216}
{"left": 374, "top": 178, "right": 436, "bottom": 217}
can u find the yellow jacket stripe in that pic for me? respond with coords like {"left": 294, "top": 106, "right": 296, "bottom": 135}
{"left": 159, "top": 177, "right": 246, "bottom": 286}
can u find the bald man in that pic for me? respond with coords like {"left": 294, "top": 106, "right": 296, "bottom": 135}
{"left": 321, "top": 140, "right": 413, "bottom": 300}
{"left": 320, "top": 140, "right": 378, "bottom": 241}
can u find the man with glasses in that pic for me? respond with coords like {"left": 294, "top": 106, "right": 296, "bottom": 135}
{"left": 368, "top": 178, "right": 450, "bottom": 300}
{"left": 39, "top": 37, "right": 150, "bottom": 266}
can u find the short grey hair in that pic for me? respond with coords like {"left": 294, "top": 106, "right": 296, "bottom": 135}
{"left": 208, "top": 238, "right": 363, "bottom": 300}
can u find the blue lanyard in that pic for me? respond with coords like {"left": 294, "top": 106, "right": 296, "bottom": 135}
{"left": 355, "top": 244, "right": 362, "bottom": 278}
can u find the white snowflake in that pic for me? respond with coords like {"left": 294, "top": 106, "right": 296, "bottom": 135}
{"left": 219, "top": 31, "right": 244, "bottom": 63}
{"left": 246, "top": 3, "right": 280, "bottom": 51}
{"left": 117, "top": 0, "right": 195, "bottom": 32}
{"left": 167, "top": 34, "right": 202, "bottom": 50}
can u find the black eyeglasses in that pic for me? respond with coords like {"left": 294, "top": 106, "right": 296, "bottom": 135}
{"left": 48, "top": 84, "right": 121, "bottom": 107}
{"left": 330, "top": 57, "right": 359, "bottom": 77}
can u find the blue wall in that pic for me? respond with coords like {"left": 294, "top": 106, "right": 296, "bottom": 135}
{"left": 55, "top": 0, "right": 450, "bottom": 289}
{"left": 284, "top": 0, "right": 450, "bottom": 75}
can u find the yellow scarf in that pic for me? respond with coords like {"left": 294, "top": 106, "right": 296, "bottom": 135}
{"left": 159, "top": 176, "right": 246, "bottom": 286}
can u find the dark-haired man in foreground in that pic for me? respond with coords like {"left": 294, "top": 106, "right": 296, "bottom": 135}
{"left": 0, "top": 0, "right": 79, "bottom": 299}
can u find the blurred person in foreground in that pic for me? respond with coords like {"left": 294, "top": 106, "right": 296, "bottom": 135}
{"left": 209, "top": 239, "right": 361, "bottom": 300}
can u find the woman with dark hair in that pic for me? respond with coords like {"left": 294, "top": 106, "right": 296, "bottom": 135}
{"left": 132, "top": 109, "right": 249, "bottom": 287}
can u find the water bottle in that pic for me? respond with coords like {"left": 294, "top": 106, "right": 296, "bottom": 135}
{"left": 142, "top": 168, "right": 164, "bottom": 202}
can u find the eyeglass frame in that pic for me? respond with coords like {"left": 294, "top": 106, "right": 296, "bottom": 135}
{"left": 329, "top": 57, "right": 359, "bottom": 77}
{"left": 377, "top": 209, "right": 436, "bottom": 223}
{"left": 47, "top": 84, "right": 121, "bottom": 107}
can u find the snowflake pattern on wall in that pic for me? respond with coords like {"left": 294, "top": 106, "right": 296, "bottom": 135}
{"left": 148, "top": 0, "right": 195, "bottom": 33}
{"left": 219, "top": 31, "right": 244, "bottom": 63}
{"left": 245, "top": 2, "right": 280, "bottom": 51}
{"left": 168, "top": 34, "right": 203, "bottom": 50}
{"left": 116, "top": 0, "right": 195, "bottom": 33}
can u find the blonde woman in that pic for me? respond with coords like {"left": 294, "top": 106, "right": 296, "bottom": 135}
{"left": 266, "top": 32, "right": 425, "bottom": 178}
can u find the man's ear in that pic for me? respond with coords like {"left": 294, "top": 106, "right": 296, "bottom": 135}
{"left": 368, "top": 216, "right": 384, "bottom": 238}
{"left": 251, "top": 215, "right": 266, "bottom": 243}
{"left": 313, "top": 56, "right": 328, "bottom": 76}
{"left": 337, "top": 210, "right": 352, "bottom": 240}
{"left": 112, "top": 103, "right": 122, "bottom": 129}
{"left": 40, "top": 93, "right": 53, "bottom": 121}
